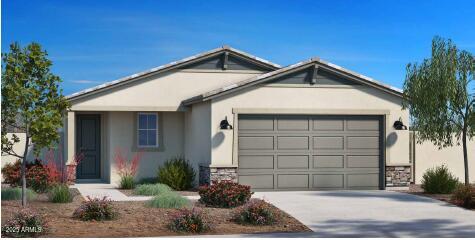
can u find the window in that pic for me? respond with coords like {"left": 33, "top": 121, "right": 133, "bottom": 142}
{"left": 137, "top": 113, "right": 158, "bottom": 147}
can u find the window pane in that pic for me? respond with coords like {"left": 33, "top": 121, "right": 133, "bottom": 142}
{"left": 138, "top": 130, "right": 147, "bottom": 146}
{"left": 138, "top": 114, "right": 147, "bottom": 129}
{"left": 147, "top": 130, "right": 157, "bottom": 146}
{"left": 148, "top": 114, "right": 157, "bottom": 129}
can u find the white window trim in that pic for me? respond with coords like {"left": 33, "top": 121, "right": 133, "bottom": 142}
{"left": 137, "top": 112, "right": 159, "bottom": 148}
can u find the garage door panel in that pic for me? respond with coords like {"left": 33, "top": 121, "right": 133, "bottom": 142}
{"left": 239, "top": 136, "right": 274, "bottom": 150}
{"left": 347, "top": 174, "right": 379, "bottom": 188}
{"left": 277, "top": 118, "right": 309, "bottom": 131}
{"left": 239, "top": 155, "right": 274, "bottom": 169}
{"left": 347, "top": 119, "right": 380, "bottom": 131}
{"left": 347, "top": 155, "right": 379, "bottom": 168}
{"left": 313, "top": 155, "right": 344, "bottom": 168}
{"left": 277, "top": 136, "right": 309, "bottom": 149}
{"left": 239, "top": 117, "right": 274, "bottom": 131}
{"left": 277, "top": 155, "right": 309, "bottom": 169}
{"left": 313, "top": 136, "right": 344, "bottom": 149}
{"left": 313, "top": 119, "right": 344, "bottom": 131}
{"left": 347, "top": 136, "right": 379, "bottom": 149}
{"left": 239, "top": 175, "right": 274, "bottom": 189}
{"left": 238, "top": 115, "right": 382, "bottom": 191}
{"left": 313, "top": 174, "right": 344, "bottom": 188}
{"left": 277, "top": 174, "right": 309, "bottom": 189}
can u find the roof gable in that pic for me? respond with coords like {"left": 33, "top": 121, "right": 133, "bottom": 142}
{"left": 67, "top": 46, "right": 280, "bottom": 101}
{"left": 183, "top": 58, "right": 403, "bottom": 105}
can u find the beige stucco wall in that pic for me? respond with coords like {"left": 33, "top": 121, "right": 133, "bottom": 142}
{"left": 414, "top": 137, "right": 475, "bottom": 184}
{"left": 70, "top": 70, "right": 263, "bottom": 111}
{"left": 1, "top": 132, "right": 65, "bottom": 181}
{"left": 106, "top": 111, "right": 185, "bottom": 184}
{"left": 184, "top": 102, "right": 212, "bottom": 184}
{"left": 209, "top": 84, "right": 410, "bottom": 167}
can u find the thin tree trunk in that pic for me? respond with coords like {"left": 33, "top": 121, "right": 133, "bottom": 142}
{"left": 462, "top": 126, "right": 469, "bottom": 186}
{"left": 21, "top": 136, "right": 29, "bottom": 207}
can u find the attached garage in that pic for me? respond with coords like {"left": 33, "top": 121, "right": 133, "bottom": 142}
{"left": 237, "top": 114, "right": 384, "bottom": 190}
{"left": 184, "top": 55, "right": 410, "bottom": 191}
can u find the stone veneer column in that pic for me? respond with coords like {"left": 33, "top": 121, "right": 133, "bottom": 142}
{"left": 199, "top": 166, "right": 238, "bottom": 186}
{"left": 386, "top": 165, "right": 412, "bottom": 187}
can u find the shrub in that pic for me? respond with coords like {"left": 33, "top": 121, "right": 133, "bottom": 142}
{"left": 137, "top": 177, "right": 158, "bottom": 185}
{"left": 1, "top": 188, "right": 37, "bottom": 201}
{"left": 119, "top": 175, "right": 135, "bottom": 189}
{"left": 49, "top": 184, "right": 73, "bottom": 203}
{"left": 1, "top": 208, "right": 47, "bottom": 237}
{"left": 1, "top": 159, "right": 60, "bottom": 193}
{"left": 451, "top": 184, "right": 474, "bottom": 208}
{"left": 198, "top": 181, "right": 253, "bottom": 208}
{"left": 157, "top": 157, "right": 195, "bottom": 191}
{"left": 73, "top": 196, "right": 117, "bottom": 221}
{"left": 134, "top": 183, "right": 172, "bottom": 196}
{"left": 233, "top": 199, "right": 278, "bottom": 225}
{"left": 421, "top": 165, "right": 459, "bottom": 194}
{"left": 114, "top": 147, "right": 143, "bottom": 189}
{"left": 168, "top": 208, "right": 210, "bottom": 233}
{"left": 147, "top": 191, "right": 191, "bottom": 209}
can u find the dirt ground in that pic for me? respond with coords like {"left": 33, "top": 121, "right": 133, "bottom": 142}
{"left": 398, "top": 184, "right": 474, "bottom": 211}
{"left": 1, "top": 189, "right": 310, "bottom": 237}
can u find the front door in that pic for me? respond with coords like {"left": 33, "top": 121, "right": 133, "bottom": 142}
{"left": 76, "top": 114, "right": 101, "bottom": 179}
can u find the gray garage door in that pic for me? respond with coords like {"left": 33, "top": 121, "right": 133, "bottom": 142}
{"left": 237, "top": 115, "right": 383, "bottom": 190}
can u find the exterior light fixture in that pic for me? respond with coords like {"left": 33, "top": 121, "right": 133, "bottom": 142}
{"left": 220, "top": 116, "right": 233, "bottom": 130}
{"left": 393, "top": 117, "right": 407, "bottom": 130}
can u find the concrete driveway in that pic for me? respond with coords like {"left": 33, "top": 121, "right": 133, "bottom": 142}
{"left": 250, "top": 190, "right": 475, "bottom": 237}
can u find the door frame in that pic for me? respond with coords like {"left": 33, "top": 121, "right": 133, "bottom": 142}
{"left": 233, "top": 111, "right": 387, "bottom": 191}
{"left": 76, "top": 114, "right": 102, "bottom": 180}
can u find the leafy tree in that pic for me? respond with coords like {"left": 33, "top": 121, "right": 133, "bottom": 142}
{"left": 403, "top": 36, "right": 474, "bottom": 185}
{"left": 1, "top": 42, "right": 69, "bottom": 206}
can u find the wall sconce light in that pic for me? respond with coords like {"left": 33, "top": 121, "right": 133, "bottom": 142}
{"left": 393, "top": 117, "right": 407, "bottom": 130}
{"left": 220, "top": 116, "right": 233, "bottom": 130}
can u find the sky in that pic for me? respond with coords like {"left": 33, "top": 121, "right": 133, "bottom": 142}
{"left": 2, "top": 0, "right": 475, "bottom": 95}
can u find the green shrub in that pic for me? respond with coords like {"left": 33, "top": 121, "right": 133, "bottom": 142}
{"left": 1, "top": 188, "right": 37, "bottom": 201}
{"left": 421, "top": 165, "right": 459, "bottom": 194}
{"left": 137, "top": 177, "right": 157, "bottom": 185}
{"left": 1, "top": 208, "right": 47, "bottom": 237}
{"left": 233, "top": 199, "right": 278, "bottom": 225}
{"left": 147, "top": 191, "right": 191, "bottom": 209}
{"left": 168, "top": 208, "right": 210, "bottom": 233}
{"left": 451, "top": 184, "right": 474, "bottom": 208}
{"left": 49, "top": 184, "right": 73, "bottom": 203}
{"left": 73, "top": 196, "right": 117, "bottom": 221}
{"left": 119, "top": 175, "right": 135, "bottom": 189}
{"left": 157, "top": 157, "right": 195, "bottom": 190}
{"left": 199, "top": 181, "right": 253, "bottom": 208}
{"left": 134, "top": 183, "right": 172, "bottom": 196}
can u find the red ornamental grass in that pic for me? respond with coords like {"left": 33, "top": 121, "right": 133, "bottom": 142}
{"left": 114, "top": 147, "right": 143, "bottom": 177}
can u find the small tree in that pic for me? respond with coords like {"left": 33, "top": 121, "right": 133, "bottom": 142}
{"left": 403, "top": 36, "right": 474, "bottom": 185}
{"left": 1, "top": 42, "right": 69, "bottom": 206}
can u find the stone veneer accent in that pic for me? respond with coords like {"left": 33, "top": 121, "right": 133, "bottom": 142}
{"left": 199, "top": 166, "right": 238, "bottom": 186}
{"left": 386, "top": 165, "right": 412, "bottom": 187}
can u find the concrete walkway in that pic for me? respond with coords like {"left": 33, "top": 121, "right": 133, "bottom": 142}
{"left": 72, "top": 183, "right": 200, "bottom": 201}
{"left": 250, "top": 190, "right": 475, "bottom": 238}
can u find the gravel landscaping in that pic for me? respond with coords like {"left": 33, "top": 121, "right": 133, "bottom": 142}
{"left": 1, "top": 190, "right": 310, "bottom": 237}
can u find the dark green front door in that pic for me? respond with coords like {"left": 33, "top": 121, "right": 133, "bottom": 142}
{"left": 76, "top": 114, "right": 101, "bottom": 179}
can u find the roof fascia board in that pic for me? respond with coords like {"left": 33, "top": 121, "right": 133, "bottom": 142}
{"left": 183, "top": 59, "right": 404, "bottom": 106}
{"left": 67, "top": 47, "right": 280, "bottom": 102}
{"left": 183, "top": 61, "right": 315, "bottom": 105}
{"left": 315, "top": 64, "right": 403, "bottom": 97}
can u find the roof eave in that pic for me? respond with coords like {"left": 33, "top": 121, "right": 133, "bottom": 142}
{"left": 67, "top": 46, "right": 281, "bottom": 102}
